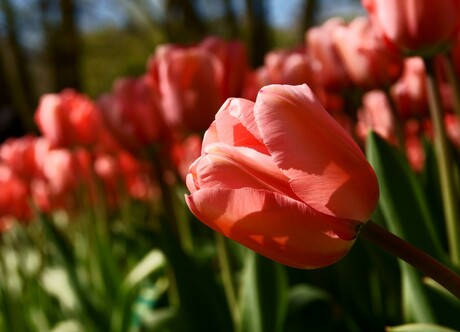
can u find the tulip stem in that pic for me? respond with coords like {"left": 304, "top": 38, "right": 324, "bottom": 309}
{"left": 215, "top": 233, "right": 239, "bottom": 323}
{"left": 424, "top": 57, "right": 460, "bottom": 265}
{"left": 360, "top": 220, "right": 460, "bottom": 299}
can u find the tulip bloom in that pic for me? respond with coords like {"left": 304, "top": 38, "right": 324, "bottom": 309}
{"left": 332, "top": 16, "right": 402, "bottom": 89}
{"left": 35, "top": 89, "right": 103, "bottom": 148}
{"left": 98, "top": 76, "right": 167, "bottom": 152}
{"left": 363, "top": 0, "right": 460, "bottom": 56}
{"left": 147, "top": 44, "right": 224, "bottom": 132}
{"left": 306, "top": 18, "right": 350, "bottom": 91}
{"left": 185, "top": 84, "right": 379, "bottom": 269}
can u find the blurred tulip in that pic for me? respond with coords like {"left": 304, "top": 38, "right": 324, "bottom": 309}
{"left": 363, "top": 0, "right": 460, "bottom": 56}
{"left": 404, "top": 119, "right": 426, "bottom": 172}
{"left": 199, "top": 36, "right": 249, "bottom": 98}
{"left": 451, "top": 32, "right": 460, "bottom": 77}
{"left": 98, "top": 76, "right": 167, "bottom": 152}
{"left": 0, "top": 163, "right": 32, "bottom": 223}
{"left": 242, "top": 48, "right": 315, "bottom": 101}
{"left": 171, "top": 134, "right": 202, "bottom": 181}
{"left": 147, "top": 43, "right": 224, "bottom": 132}
{"left": 445, "top": 113, "right": 460, "bottom": 147}
{"left": 31, "top": 148, "right": 79, "bottom": 213}
{"left": 333, "top": 16, "right": 403, "bottom": 89}
{"left": 390, "top": 57, "right": 429, "bottom": 118}
{"left": 356, "top": 90, "right": 397, "bottom": 144}
{"left": 35, "top": 89, "right": 103, "bottom": 148}
{"left": 185, "top": 84, "right": 379, "bottom": 269}
{"left": 306, "top": 17, "right": 350, "bottom": 91}
{"left": 0, "top": 135, "right": 50, "bottom": 180}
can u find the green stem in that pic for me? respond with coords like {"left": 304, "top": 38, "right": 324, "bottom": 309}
{"left": 424, "top": 57, "right": 460, "bottom": 265}
{"left": 361, "top": 221, "right": 460, "bottom": 299}
{"left": 150, "top": 149, "right": 194, "bottom": 254}
{"left": 215, "top": 233, "right": 239, "bottom": 323}
{"left": 442, "top": 53, "right": 460, "bottom": 119}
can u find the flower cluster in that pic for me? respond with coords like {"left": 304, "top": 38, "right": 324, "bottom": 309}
{"left": 2, "top": 1, "right": 460, "bottom": 330}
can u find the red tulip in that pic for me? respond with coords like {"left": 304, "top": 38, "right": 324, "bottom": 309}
{"left": 31, "top": 148, "right": 79, "bottom": 213}
{"left": 0, "top": 135, "right": 49, "bottom": 180}
{"left": 332, "top": 16, "right": 402, "bottom": 89}
{"left": 185, "top": 84, "right": 379, "bottom": 269}
{"left": 363, "top": 0, "right": 460, "bottom": 56}
{"left": 35, "top": 89, "right": 103, "bottom": 148}
{"left": 0, "top": 163, "right": 32, "bottom": 224}
{"left": 98, "top": 76, "right": 167, "bottom": 152}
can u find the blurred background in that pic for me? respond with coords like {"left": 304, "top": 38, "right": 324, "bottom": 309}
{"left": 0, "top": 0, "right": 363, "bottom": 141}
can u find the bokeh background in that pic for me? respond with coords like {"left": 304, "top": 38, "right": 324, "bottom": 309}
{"left": 0, "top": 0, "right": 363, "bottom": 140}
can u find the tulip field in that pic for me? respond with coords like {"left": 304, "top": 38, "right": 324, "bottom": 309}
{"left": 2, "top": 0, "right": 460, "bottom": 331}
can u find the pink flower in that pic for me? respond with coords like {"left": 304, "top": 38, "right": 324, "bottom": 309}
{"left": 363, "top": 0, "right": 460, "bottom": 56}
{"left": 98, "top": 76, "right": 167, "bottom": 152}
{"left": 390, "top": 57, "right": 429, "bottom": 118}
{"left": 185, "top": 84, "right": 379, "bottom": 269}
{"left": 306, "top": 18, "right": 350, "bottom": 91}
{"left": 35, "top": 89, "right": 103, "bottom": 148}
{"left": 199, "top": 36, "right": 249, "bottom": 98}
{"left": 356, "top": 90, "right": 397, "bottom": 144}
{"left": 31, "top": 148, "right": 79, "bottom": 213}
{"left": 147, "top": 44, "right": 224, "bottom": 132}
{"left": 332, "top": 16, "right": 402, "bottom": 89}
{"left": 242, "top": 48, "right": 315, "bottom": 101}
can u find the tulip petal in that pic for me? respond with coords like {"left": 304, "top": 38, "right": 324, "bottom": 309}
{"left": 255, "top": 84, "right": 378, "bottom": 221}
{"left": 185, "top": 187, "right": 359, "bottom": 269}
{"left": 188, "top": 142, "right": 296, "bottom": 198}
{"left": 212, "top": 98, "right": 269, "bottom": 154}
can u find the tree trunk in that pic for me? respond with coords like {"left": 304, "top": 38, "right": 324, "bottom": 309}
{"left": 245, "top": 0, "right": 270, "bottom": 68}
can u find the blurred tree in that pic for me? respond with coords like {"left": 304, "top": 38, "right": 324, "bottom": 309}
{"left": 223, "top": 0, "right": 240, "bottom": 38}
{"left": 39, "top": 0, "right": 82, "bottom": 91}
{"left": 0, "top": 0, "right": 36, "bottom": 134}
{"left": 302, "top": 0, "right": 318, "bottom": 33}
{"left": 245, "top": 0, "right": 271, "bottom": 68}
{"left": 165, "top": 0, "right": 207, "bottom": 44}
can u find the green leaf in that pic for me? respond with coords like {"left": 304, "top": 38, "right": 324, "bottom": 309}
{"left": 122, "top": 250, "right": 165, "bottom": 291}
{"left": 237, "top": 251, "right": 288, "bottom": 332}
{"left": 366, "top": 133, "right": 440, "bottom": 323}
{"left": 366, "top": 132, "right": 444, "bottom": 259}
{"left": 386, "top": 323, "right": 459, "bottom": 332}
{"left": 284, "top": 284, "right": 336, "bottom": 332}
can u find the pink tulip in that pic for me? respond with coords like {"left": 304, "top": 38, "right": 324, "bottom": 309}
{"left": 356, "top": 90, "right": 397, "bottom": 144}
{"left": 31, "top": 148, "right": 79, "bottom": 212}
{"left": 35, "top": 89, "right": 103, "bottom": 148}
{"left": 147, "top": 44, "right": 224, "bottom": 132}
{"left": 185, "top": 84, "right": 379, "bottom": 269}
{"left": 363, "top": 0, "right": 460, "bottom": 56}
{"left": 390, "top": 57, "right": 429, "bottom": 118}
{"left": 306, "top": 18, "right": 350, "bottom": 91}
{"left": 332, "top": 16, "right": 402, "bottom": 89}
{"left": 199, "top": 36, "right": 249, "bottom": 98}
{"left": 241, "top": 48, "right": 315, "bottom": 101}
{"left": 98, "top": 76, "right": 167, "bottom": 152}
{"left": 170, "top": 134, "right": 202, "bottom": 181}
